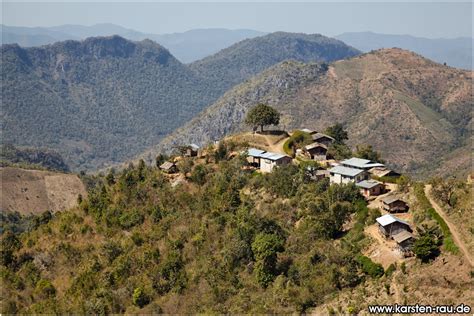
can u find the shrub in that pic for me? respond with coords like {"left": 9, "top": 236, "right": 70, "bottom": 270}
{"left": 413, "top": 235, "right": 440, "bottom": 262}
{"left": 35, "top": 279, "right": 56, "bottom": 298}
{"left": 356, "top": 255, "right": 384, "bottom": 278}
{"left": 132, "top": 287, "right": 149, "bottom": 308}
{"left": 118, "top": 210, "right": 144, "bottom": 229}
{"left": 385, "top": 263, "right": 396, "bottom": 277}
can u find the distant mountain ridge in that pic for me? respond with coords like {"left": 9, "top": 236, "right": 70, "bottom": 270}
{"left": 1, "top": 32, "right": 359, "bottom": 170}
{"left": 146, "top": 48, "right": 472, "bottom": 177}
{"left": 1, "top": 24, "right": 265, "bottom": 62}
{"left": 336, "top": 31, "right": 473, "bottom": 70}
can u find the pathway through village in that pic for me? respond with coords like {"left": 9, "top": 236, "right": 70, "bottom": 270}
{"left": 424, "top": 185, "right": 473, "bottom": 267}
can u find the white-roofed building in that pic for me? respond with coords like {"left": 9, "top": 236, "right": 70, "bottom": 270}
{"left": 246, "top": 148, "right": 292, "bottom": 173}
{"left": 376, "top": 214, "right": 412, "bottom": 238}
{"left": 329, "top": 165, "right": 367, "bottom": 184}
{"left": 341, "top": 157, "right": 385, "bottom": 170}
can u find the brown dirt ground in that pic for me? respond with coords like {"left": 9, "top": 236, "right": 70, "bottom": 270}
{"left": 0, "top": 167, "right": 87, "bottom": 214}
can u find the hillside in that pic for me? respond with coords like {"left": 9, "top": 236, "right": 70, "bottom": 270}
{"left": 148, "top": 49, "right": 472, "bottom": 177}
{"left": 0, "top": 167, "right": 86, "bottom": 215}
{"left": 1, "top": 147, "right": 471, "bottom": 313}
{"left": 1, "top": 24, "right": 265, "bottom": 63}
{"left": 189, "top": 32, "right": 360, "bottom": 96}
{"left": 1, "top": 36, "right": 217, "bottom": 171}
{"left": 336, "top": 31, "right": 473, "bottom": 70}
{"left": 2, "top": 33, "right": 360, "bottom": 171}
{"left": 1, "top": 144, "right": 70, "bottom": 172}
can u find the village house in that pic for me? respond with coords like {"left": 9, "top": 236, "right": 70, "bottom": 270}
{"left": 304, "top": 142, "right": 329, "bottom": 161}
{"left": 328, "top": 165, "right": 367, "bottom": 184}
{"left": 356, "top": 179, "right": 385, "bottom": 198}
{"left": 392, "top": 230, "right": 415, "bottom": 256}
{"left": 185, "top": 144, "right": 200, "bottom": 157}
{"left": 311, "top": 132, "right": 335, "bottom": 147}
{"left": 341, "top": 157, "right": 385, "bottom": 171}
{"left": 381, "top": 195, "right": 409, "bottom": 213}
{"left": 369, "top": 166, "right": 401, "bottom": 178}
{"left": 300, "top": 128, "right": 317, "bottom": 135}
{"left": 376, "top": 214, "right": 412, "bottom": 238}
{"left": 246, "top": 148, "right": 292, "bottom": 173}
{"left": 159, "top": 161, "right": 177, "bottom": 174}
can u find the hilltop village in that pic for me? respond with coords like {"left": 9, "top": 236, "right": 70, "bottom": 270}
{"left": 157, "top": 117, "right": 416, "bottom": 262}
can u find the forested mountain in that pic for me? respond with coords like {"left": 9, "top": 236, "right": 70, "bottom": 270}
{"left": 1, "top": 33, "right": 360, "bottom": 171}
{"left": 1, "top": 24, "right": 264, "bottom": 62}
{"left": 336, "top": 32, "right": 473, "bottom": 70}
{"left": 189, "top": 32, "right": 360, "bottom": 96}
{"left": 148, "top": 48, "right": 472, "bottom": 177}
{"left": 1, "top": 36, "right": 216, "bottom": 170}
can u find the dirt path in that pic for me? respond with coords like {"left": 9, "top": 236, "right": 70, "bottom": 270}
{"left": 261, "top": 134, "right": 289, "bottom": 154}
{"left": 424, "top": 185, "right": 473, "bottom": 267}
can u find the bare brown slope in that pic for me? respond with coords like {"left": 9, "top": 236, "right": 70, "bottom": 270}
{"left": 144, "top": 48, "right": 472, "bottom": 177}
{"left": 0, "top": 167, "right": 86, "bottom": 214}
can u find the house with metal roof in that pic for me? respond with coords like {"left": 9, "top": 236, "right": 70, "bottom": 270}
{"left": 356, "top": 179, "right": 385, "bottom": 197}
{"left": 246, "top": 148, "right": 292, "bottom": 173}
{"left": 311, "top": 133, "right": 335, "bottom": 147}
{"left": 376, "top": 214, "right": 412, "bottom": 238}
{"left": 341, "top": 157, "right": 385, "bottom": 170}
{"left": 392, "top": 230, "right": 415, "bottom": 255}
{"left": 369, "top": 166, "right": 400, "bottom": 178}
{"left": 329, "top": 165, "right": 367, "bottom": 184}
{"left": 304, "top": 142, "right": 329, "bottom": 161}
{"left": 381, "top": 195, "right": 409, "bottom": 213}
{"left": 300, "top": 128, "right": 317, "bottom": 135}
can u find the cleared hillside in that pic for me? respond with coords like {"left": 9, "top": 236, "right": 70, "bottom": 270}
{"left": 149, "top": 49, "right": 473, "bottom": 176}
{"left": 0, "top": 167, "right": 86, "bottom": 214}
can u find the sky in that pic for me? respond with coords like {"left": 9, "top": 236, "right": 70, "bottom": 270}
{"left": 1, "top": 1, "right": 472, "bottom": 38}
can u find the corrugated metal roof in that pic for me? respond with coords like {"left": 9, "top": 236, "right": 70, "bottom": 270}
{"left": 247, "top": 148, "right": 266, "bottom": 157}
{"left": 392, "top": 230, "right": 414, "bottom": 243}
{"left": 189, "top": 144, "right": 200, "bottom": 150}
{"left": 341, "top": 157, "right": 385, "bottom": 169}
{"left": 356, "top": 180, "right": 382, "bottom": 189}
{"left": 311, "top": 133, "right": 335, "bottom": 141}
{"left": 304, "top": 142, "right": 328, "bottom": 150}
{"left": 329, "top": 165, "right": 365, "bottom": 177}
{"left": 260, "top": 152, "right": 288, "bottom": 161}
{"left": 160, "top": 161, "right": 175, "bottom": 170}
{"left": 381, "top": 195, "right": 404, "bottom": 204}
{"left": 376, "top": 214, "right": 410, "bottom": 227}
{"left": 300, "top": 128, "right": 316, "bottom": 134}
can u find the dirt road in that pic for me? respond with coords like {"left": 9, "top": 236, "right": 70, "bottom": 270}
{"left": 424, "top": 185, "right": 473, "bottom": 267}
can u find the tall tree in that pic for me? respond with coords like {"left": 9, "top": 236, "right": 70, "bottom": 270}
{"left": 325, "top": 123, "right": 348, "bottom": 144}
{"left": 245, "top": 104, "right": 280, "bottom": 133}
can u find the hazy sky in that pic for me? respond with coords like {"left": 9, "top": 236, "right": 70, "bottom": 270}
{"left": 1, "top": 1, "right": 472, "bottom": 38}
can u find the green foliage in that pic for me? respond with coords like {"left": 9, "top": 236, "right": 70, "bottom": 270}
{"left": 245, "top": 104, "right": 280, "bottom": 132}
{"left": 385, "top": 263, "right": 396, "bottom": 277}
{"left": 327, "top": 143, "right": 352, "bottom": 160}
{"left": 265, "top": 164, "right": 302, "bottom": 198}
{"left": 325, "top": 123, "right": 348, "bottom": 144}
{"left": 251, "top": 233, "right": 284, "bottom": 287}
{"left": 356, "top": 255, "right": 384, "bottom": 278}
{"left": 132, "top": 287, "right": 149, "bottom": 308}
{"left": 35, "top": 279, "right": 56, "bottom": 298}
{"left": 396, "top": 175, "right": 411, "bottom": 193}
{"left": 283, "top": 130, "right": 313, "bottom": 156}
{"left": 119, "top": 210, "right": 145, "bottom": 229}
{"left": 354, "top": 144, "right": 384, "bottom": 163}
{"left": 413, "top": 234, "right": 441, "bottom": 262}
{"left": 190, "top": 164, "right": 209, "bottom": 185}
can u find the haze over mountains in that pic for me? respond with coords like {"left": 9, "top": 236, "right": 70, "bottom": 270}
{"left": 1, "top": 24, "right": 265, "bottom": 62}
{"left": 149, "top": 48, "right": 472, "bottom": 177}
{"left": 336, "top": 32, "right": 473, "bottom": 70}
{"left": 1, "top": 32, "right": 360, "bottom": 170}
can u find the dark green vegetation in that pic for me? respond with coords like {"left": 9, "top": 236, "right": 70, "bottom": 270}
{"left": 1, "top": 153, "right": 389, "bottom": 313}
{"left": 412, "top": 183, "right": 458, "bottom": 254}
{"left": 0, "top": 144, "right": 69, "bottom": 172}
{"left": 153, "top": 48, "right": 472, "bottom": 177}
{"left": 244, "top": 104, "right": 280, "bottom": 132}
{"left": 1, "top": 33, "right": 360, "bottom": 171}
{"left": 283, "top": 130, "right": 313, "bottom": 156}
{"left": 189, "top": 32, "right": 360, "bottom": 97}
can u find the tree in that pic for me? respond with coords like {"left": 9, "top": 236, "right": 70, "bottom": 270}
{"left": 251, "top": 233, "right": 285, "bottom": 287}
{"left": 325, "top": 123, "right": 348, "bottom": 144}
{"left": 413, "top": 235, "right": 440, "bottom": 262}
{"left": 245, "top": 104, "right": 280, "bottom": 133}
{"left": 327, "top": 143, "right": 352, "bottom": 160}
{"left": 354, "top": 144, "right": 384, "bottom": 163}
